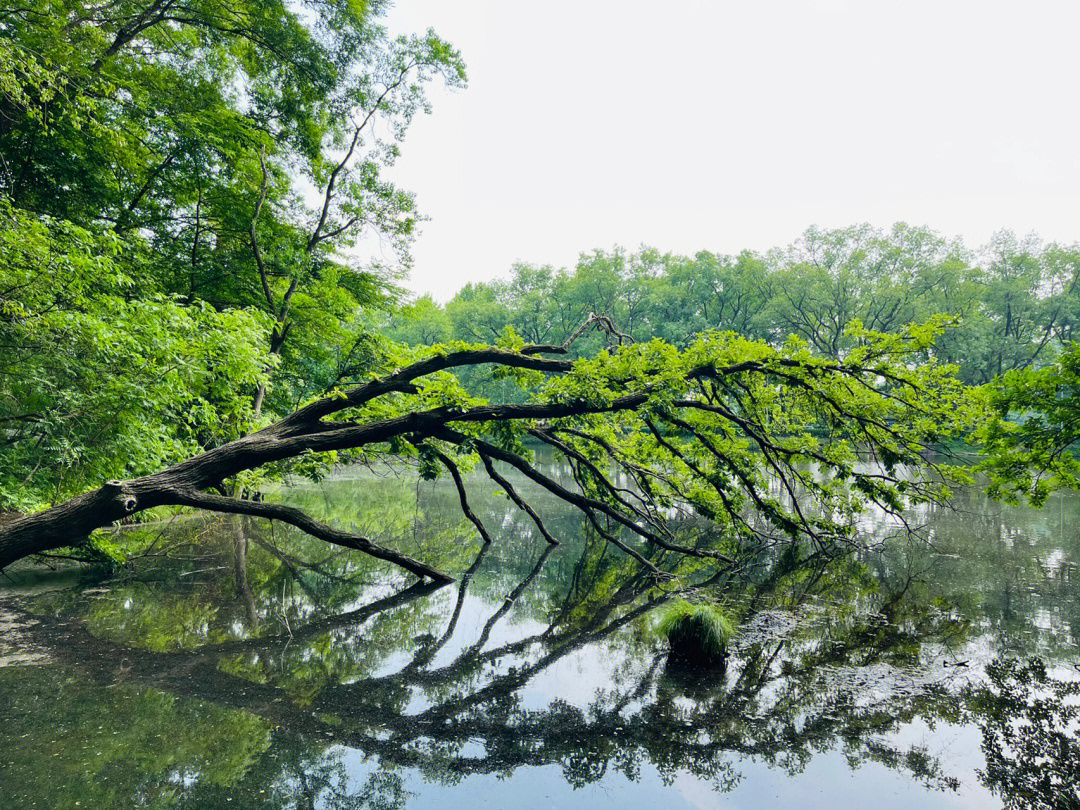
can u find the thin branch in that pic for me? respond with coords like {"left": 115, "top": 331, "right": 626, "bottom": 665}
{"left": 167, "top": 489, "right": 454, "bottom": 583}
{"left": 582, "top": 509, "right": 660, "bottom": 574}
{"left": 433, "top": 449, "right": 494, "bottom": 545}
{"left": 438, "top": 428, "right": 736, "bottom": 565}
{"left": 308, "top": 62, "right": 418, "bottom": 251}
{"left": 520, "top": 312, "right": 634, "bottom": 355}
{"left": 479, "top": 453, "right": 558, "bottom": 545}
{"left": 250, "top": 144, "right": 274, "bottom": 313}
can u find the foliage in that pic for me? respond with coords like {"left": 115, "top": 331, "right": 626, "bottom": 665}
{"left": 0, "top": 0, "right": 464, "bottom": 508}
{"left": 0, "top": 0, "right": 1064, "bottom": 600}
{"left": 391, "top": 320, "right": 980, "bottom": 560}
{"left": 980, "top": 343, "right": 1080, "bottom": 504}
{"left": 0, "top": 199, "right": 272, "bottom": 509}
{"left": 655, "top": 597, "right": 734, "bottom": 664}
{"left": 383, "top": 227, "right": 1080, "bottom": 396}
{"left": 0, "top": 300, "right": 988, "bottom": 578}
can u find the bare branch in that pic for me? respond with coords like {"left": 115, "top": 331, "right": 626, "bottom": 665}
{"left": 479, "top": 453, "right": 559, "bottom": 545}
{"left": 438, "top": 428, "right": 736, "bottom": 565}
{"left": 308, "top": 61, "right": 420, "bottom": 251}
{"left": 167, "top": 489, "right": 454, "bottom": 583}
{"left": 520, "top": 311, "right": 634, "bottom": 355}
{"left": 432, "top": 449, "right": 494, "bottom": 546}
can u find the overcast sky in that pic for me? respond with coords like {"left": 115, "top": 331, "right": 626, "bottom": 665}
{"left": 380, "top": 1, "right": 1080, "bottom": 301}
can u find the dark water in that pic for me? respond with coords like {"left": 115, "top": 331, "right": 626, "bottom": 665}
{"left": 0, "top": 460, "right": 1078, "bottom": 809}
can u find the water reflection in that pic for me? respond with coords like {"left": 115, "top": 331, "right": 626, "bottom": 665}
{"left": 0, "top": 464, "right": 1078, "bottom": 809}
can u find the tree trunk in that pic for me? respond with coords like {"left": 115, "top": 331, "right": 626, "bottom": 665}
{"left": 0, "top": 346, "right": 588, "bottom": 576}
{"left": 0, "top": 432, "right": 454, "bottom": 583}
{"left": 0, "top": 483, "right": 143, "bottom": 569}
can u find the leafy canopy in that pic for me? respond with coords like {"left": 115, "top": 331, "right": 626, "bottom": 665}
{"left": 0, "top": 0, "right": 465, "bottom": 507}
{"left": 980, "top": 342, "right": 1080, "bottom": 505}
{"left": 304, "top": 317, "right": 981, "bottom": 568}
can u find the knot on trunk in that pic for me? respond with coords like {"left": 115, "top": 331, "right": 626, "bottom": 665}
{"left": 104, "top": 480, "right": 137, "bottom": 513}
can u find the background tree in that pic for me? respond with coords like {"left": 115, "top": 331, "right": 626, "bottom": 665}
{"left": 0, "top": 0, "right": 465, "bottom": 509}
{"left": 980, "top": 343, "right": 1080, "bottom": 505}
{"left": 420, "top": 225, "right": 1080, "bottom": 396}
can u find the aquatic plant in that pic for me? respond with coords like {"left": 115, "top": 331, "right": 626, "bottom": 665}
{"left": 656, "top": 599, "right": 735, "bottom": 666}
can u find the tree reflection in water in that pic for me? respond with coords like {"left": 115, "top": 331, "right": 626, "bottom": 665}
{"left": 0, "top": 481, "right": 1078, "bottom": 810}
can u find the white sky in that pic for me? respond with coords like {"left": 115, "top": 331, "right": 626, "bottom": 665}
{"left": 381, "top": 1, "right": 1080, "bottom": 301}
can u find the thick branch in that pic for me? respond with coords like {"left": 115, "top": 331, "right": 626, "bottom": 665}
{"left": 285, "top": 348, "right": 575, "bottom": 425}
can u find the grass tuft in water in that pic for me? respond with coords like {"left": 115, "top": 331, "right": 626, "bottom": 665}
{"left": 657, "top": 599, "right": 734, "bottom": 666}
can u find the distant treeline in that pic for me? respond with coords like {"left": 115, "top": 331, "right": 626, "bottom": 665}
{"left": 384, "top": 224, "right": 1080, "bottom": 387}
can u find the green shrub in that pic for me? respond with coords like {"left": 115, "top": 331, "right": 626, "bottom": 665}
{"left": 656, "top": 599, "right": 734, "bottom": 666}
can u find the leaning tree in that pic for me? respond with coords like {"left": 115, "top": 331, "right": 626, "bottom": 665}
{"left": 0, "top": 316, "right": 980, "bottom": 580}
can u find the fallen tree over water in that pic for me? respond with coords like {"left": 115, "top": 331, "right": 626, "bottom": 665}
{"left": 0, "top": 316, "right": 979, "bottom": 580}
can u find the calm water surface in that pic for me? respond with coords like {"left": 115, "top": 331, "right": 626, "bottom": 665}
{"left": 0, "top": 460, "right": 1077, "bottom": 809}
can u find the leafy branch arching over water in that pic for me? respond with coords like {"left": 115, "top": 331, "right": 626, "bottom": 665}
{"left": 0, "top": 314, "right": 981, "bottom": 583}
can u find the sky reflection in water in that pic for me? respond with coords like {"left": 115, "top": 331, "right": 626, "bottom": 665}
{"left": 0, "top": 460, "right": 1077, "bottom": 810}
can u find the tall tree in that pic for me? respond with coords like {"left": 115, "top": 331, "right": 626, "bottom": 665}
{"left": 0, "top": 0, "right": 465, "bottom": 508}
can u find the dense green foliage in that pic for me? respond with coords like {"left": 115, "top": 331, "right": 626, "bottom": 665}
{"left": 979, "top": 342, "right": 1080, "bottom": 505}
{"left": 0, "top": 199, "right": 271, "bottom": 509}
{"left": 330, "top": 319, "right": 981, "bottom": 565}
{"left": 0, "top": 0, "right": 1074, "bottom": 581}
{"left": 385, "top": 228, "right": 1080, "bottom": 394}
{"left": 0, "top": 0, "right": 464, "bottom": 509}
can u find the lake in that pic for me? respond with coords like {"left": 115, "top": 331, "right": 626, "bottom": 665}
{"left": 1, "top": 458, "right": 1077, "bottom": 809}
